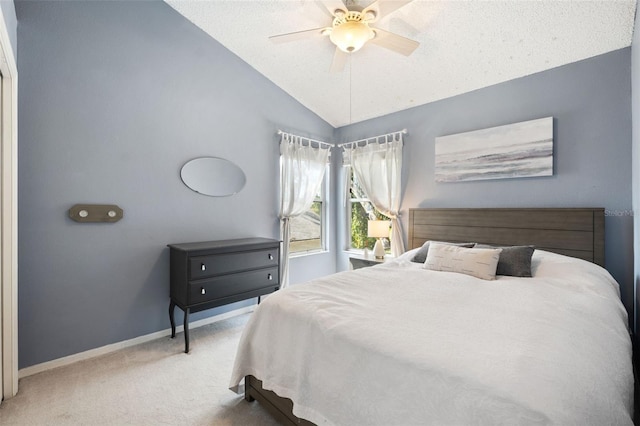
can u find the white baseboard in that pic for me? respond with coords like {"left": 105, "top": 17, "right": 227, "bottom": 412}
{"left": 18, "top": 305, "right": 255, "bottom": 379}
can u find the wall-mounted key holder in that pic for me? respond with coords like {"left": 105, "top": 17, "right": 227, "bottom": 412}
{"left": 69, "top": 204, "right": 123, "bottom": 223}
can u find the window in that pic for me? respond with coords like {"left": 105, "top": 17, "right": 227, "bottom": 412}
{"left": 347, "top": 168, "right": 390, "bottom": 251}
{"left": 289, "top": 166, "right": 328, "bottom": 255}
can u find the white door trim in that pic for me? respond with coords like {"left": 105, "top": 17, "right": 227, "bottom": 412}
{"left": 0, "top": 5, "right": 18, "bottom": 401}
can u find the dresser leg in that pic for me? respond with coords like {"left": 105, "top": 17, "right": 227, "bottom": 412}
{"left": 184, "top": 308, "right": 190, "bottom": 353}
{"left": 169, "top": 300, "right": 176, "bottom": 338}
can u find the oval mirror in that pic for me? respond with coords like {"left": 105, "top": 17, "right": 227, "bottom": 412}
{"left": 180, "top": 157, "right": 246, "bottom": 197}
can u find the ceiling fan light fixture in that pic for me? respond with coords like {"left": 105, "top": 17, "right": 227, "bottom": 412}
{"left": 329, "top": 21, "right": 374, "bottom": 53}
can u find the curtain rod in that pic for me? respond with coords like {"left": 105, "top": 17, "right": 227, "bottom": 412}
{"left": 277, "top": 130, "right": 334, "bottom": 148}
{"left": 337, "top": 129, "right": 407, "bottom": 147}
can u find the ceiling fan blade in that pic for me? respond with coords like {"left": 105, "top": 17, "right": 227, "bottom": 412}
{"left": 370, "top": 28, "right": 419, "bottom": 56}
{"left": 362, "top": 0, "right": 413, "bottom": 23}
{"left": 269, "top": 27, "right": 328, "bottom": 44}
{"left": 330, "top": 47, "right": 349, "bottom": 73}
{"left": 316, "top": 0, "right": 347, "bottom": 18}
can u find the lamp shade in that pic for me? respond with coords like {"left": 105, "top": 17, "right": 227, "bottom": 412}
{"left": 329, "top": 21, "right": 374, "bottom": 53}
{"left": 368, "top": 220, "right": 390, "bottom": 238}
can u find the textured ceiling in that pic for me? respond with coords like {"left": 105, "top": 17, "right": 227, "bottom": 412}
{"left": 165, "top": 0, "right": 636, "bottom": 128}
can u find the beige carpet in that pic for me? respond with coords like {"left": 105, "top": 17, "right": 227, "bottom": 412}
{"left": 0, "top": 313, "right": 280, "bottom": 425}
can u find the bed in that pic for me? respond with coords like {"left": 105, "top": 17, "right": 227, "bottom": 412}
{"left": 229, "top": 208, "right": 633, "bottom": 425}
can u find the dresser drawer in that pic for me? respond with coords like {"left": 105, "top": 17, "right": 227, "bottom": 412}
{"left": 189, "top": 266, "right": 279, "bottom": 305}
{"left": 190, "top": 248, "right": 279, "bottom": 279}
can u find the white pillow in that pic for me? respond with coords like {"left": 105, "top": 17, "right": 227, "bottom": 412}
{"left": 423, "top": 243, "right": 502, "bottom": 280}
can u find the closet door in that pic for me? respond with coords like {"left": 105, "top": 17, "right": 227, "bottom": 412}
{"left": 0, "top": 10, "right": 18, "bottom": 401}
{"left": 0, "top": 71, "right": 3, "bottom": 402}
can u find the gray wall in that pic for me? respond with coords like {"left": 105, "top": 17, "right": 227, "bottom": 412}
{"left": 334, "top": 48, "right": 634, "bottom": 319}
{"left": 16, "top": 0, "right": 334, "bottom": 368}
{"left": 633, "top": 8, "right": 640, "bottom": 334}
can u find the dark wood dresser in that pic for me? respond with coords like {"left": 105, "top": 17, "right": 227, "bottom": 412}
{"left": 168, "top": 237, "right": 280, "bottom": 353}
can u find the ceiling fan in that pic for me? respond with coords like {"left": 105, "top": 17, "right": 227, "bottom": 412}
{"left": 269, "top": 0, "right": 420, "bottom": 73}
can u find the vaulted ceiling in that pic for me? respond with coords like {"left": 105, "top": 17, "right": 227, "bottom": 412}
{"left": 166, "top": 0, "right": 636, "bottom": 128}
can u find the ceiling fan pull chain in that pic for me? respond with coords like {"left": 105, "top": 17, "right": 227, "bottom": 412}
{"left": 349, "top": 53, "right": 352, "bottom": 125}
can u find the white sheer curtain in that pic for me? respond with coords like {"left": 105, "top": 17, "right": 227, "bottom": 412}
{"left": 279, "top": 132, "right": 331, "bottom": 288}
{"left": 343, "top": 132, "right": 405, "bottom": 257}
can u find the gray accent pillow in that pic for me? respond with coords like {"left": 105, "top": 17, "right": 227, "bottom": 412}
{"left": 411, "top": 240, "right": 475, "bottom": 263}
{"left": 474, "top": 244, "right": 536, "bottom": 277}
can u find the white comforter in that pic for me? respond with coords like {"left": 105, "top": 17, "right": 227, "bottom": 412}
{"left": 229, "top": 250, "right": 633, "bottom": 425}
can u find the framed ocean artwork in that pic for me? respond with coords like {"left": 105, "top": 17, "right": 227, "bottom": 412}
{"left": 435, "top": 117, "right": 553, "bottom": 183}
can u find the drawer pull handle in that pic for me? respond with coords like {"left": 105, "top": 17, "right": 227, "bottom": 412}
{"left": 268, "top": 273, "right": 273, "bottom": 281}
{"left": 201, "top": 263, "right": 206, "bottom": 271}
{"left": 201, "top": 287, "right": 206, "bottom": 295}
{"left": 268, "top": 253, "right": 274, "bottom": 260}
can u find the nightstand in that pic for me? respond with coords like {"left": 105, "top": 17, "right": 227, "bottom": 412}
{"left": 349, "top": 255, "right": 386, "bottom": 270}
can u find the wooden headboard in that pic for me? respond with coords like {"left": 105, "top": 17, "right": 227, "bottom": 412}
{"left": 408, "top": 208, "right": 604, "bottom": 266}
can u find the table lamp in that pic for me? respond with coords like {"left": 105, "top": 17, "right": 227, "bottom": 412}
{"left": 368, "top": 220, "right": 390, "bottom": 259}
